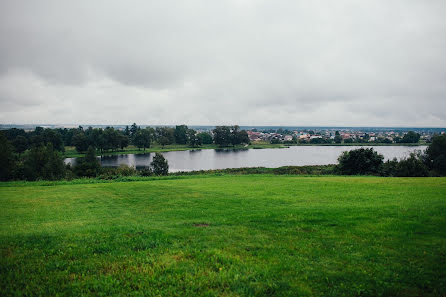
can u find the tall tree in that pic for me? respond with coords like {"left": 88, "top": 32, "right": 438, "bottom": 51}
{"left": 425, "top": 134, "right": 446, "bottom": 175}
{"left": 197, "top": 132, "right": 213, "bottom": 145}
{"left": 213, "top": 126, "right": 231, "bottom": 146}
{"left": 23, "top": 144, "right": 65, "bottom": 181}
{"left": 74, "top": 146, "right": 101, "bottom": 177}
{"left": 134, "top": 129, "right": 151, "bottom": 151}
{"left": 0, "top": 133, "right": 16, "bottom": 181}
{"left": 12, "top": 135, "right": 28, "bottom": 156}
{"left": 174, "top": 125, "right": 189, "bottom": 144}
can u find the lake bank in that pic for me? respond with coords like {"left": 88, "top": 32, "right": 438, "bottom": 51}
{"left": 64, "top": 142, "right": 427, "bottom": 158}
{"left": 65, "top": 145, "right": 427, "bottom": 172}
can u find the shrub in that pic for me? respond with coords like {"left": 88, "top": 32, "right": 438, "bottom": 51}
{"left": 139, "top": 167, "right": 154, "bottom": 176}
{"left": 394, "top": 153, "right": 429, "bottom": 177}
{"left": 336, "top": 148, "right": 384, "bottom": 175}
{"left": 151, "top": 153, "right": 169, "bottom": 176}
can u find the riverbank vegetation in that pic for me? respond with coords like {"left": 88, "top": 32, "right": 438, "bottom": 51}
{"left": 1, "top": 133, "right": 445, "bottom": 181}
{"left": 1, "top": 175, "right": 445, "bottom": 296}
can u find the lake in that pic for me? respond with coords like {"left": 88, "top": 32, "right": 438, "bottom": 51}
{"left": 65, "top": 145, "right": 427, "bottom": 172}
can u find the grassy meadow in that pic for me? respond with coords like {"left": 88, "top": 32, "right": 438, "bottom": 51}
{"left": 1, "top": 175, "right": 445, "bottom": 296}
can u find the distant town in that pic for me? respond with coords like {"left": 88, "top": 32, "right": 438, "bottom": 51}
{"left": 1, "top": 124, "right": 444, "bottom": 145}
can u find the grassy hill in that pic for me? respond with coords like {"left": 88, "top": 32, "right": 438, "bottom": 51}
{"left": 1, "top": 175, "right": 445, "bottom": 296}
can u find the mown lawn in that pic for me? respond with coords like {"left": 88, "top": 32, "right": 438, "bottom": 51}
{"left": 0, "top": 175, "right": 445, "bottom": 296}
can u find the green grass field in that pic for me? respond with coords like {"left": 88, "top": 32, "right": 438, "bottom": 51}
{"left": 1, "top": 175, "right": 445, "bottom": 296}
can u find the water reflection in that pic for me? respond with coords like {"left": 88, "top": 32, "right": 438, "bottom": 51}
{"left": 65, "top": 145, "right": 427, "bottom": 172}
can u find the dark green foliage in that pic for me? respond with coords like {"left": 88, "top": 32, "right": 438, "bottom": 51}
{"left": 399, "top": 131, "right": 420, "bottom": 143}
{"left": 0, "top": 133, "right": 16, "bottom": 181}
{"left": 213, "top": 126, "right": 232, "bottom": 146}
{"left": 42, "top": 129, "right": 64, "bottom": 151}
{"left": 12, "top": 135, "right": 28, "bottom": 155}
{"left": 23, "top": 144, "right": 66, "bottom": 181}
{"left": 73, "top": 146, "right": 101, "bottom": 177}
{"left": 130, "top": 123, "right": 139, "bottom": 139}
{"left": 151, "top": 153, "right": 169, "bottom": 175}
{"left": 3, "top": 128, "right": 26, "bottom": 141}
{"left": 334, "top": 135, "right": 342, "bottom": 143}
{"left": 72, "top": 133, "right": 89, "bottom": 153}
{"left": 213, "top": 126, "right": 249, "bottom": 146}
{"left": 133, "top": 129, "right": 151, "bottom": 151}
{"left": 394, "top": 153, "right": 429, "bottom": 177}
{"left": 187, "top": 129, "right": 201, "bottom": 147}
{"left": 381, "top": 158, "right": 399, "bottom": 177}
{"left": 425, "top": 134, "right": 446, "bottom": 175}
{"left": 174, "top": 125, "right": 189, "bottom": 144}
{"left": 344, "top": 138, "right": 353, "bottom": 143}
{"left": 173, "top": 165, "right": 336, "bottom": 176}
{"left": 336, "top": 148, "right": 384, "bottom": 175}
{"left": 155, "top": 127, "right": 175, "bottom": 146}
{"left": 138, "top": 167, "right": 154, "bottom": 176}
{"left": 197, "top": 132, "right": 213, "bottom": 145}
{"left": 310, "top": 137, "right": 331, "bottom": 144}
{"left": 230, "top": 125, "right": 249, "bottom": 145}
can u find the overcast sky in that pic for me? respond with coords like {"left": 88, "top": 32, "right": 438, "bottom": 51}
{"left": 0, "top": 0, "right": 445, "bottom": 127}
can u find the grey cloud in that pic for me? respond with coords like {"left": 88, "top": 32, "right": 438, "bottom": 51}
{"left": 0, "top": 0, "right": 445, "bottom": 126}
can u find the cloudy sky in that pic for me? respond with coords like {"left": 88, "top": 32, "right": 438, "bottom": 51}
{"left": 0, "top": 0, "right": 445, "bottom": 127}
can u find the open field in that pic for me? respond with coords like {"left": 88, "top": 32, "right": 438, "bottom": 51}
{"left": 1, "top": 175, "right": 445, "bottom": 296}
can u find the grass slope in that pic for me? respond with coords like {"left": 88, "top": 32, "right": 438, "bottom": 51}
{"left": 1, "top": 176, "right": 445, "bottom": 296}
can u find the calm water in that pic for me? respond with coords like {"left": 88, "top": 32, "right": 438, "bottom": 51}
{"left": 65, "top": 146, "right": 427, "bottom": 172}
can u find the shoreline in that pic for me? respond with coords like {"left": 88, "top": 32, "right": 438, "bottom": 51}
{"left": 64, "top": 142, "right": 427, "bottom": 158}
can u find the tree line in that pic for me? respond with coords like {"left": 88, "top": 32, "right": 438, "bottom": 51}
{"left": 0, "top": 124, "right": 250, "bottom": 181}
{"left": 335, "top": 134, "right": 446, "bottom": 176}
{"left": 1, "top": 126, "right": 443, "bottom": 181}
{"left": 0, "top": 124, "right": 251, "bottom": 156}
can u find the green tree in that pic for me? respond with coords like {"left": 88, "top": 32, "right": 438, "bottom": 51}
{"left": 213, "top": 126, "right": 231, "bottom": 146}
{"left": 395, "top": 153, "right": 429, "bottom": 177}
{"left": 73, "top": 146, "right": 101, "bottom": 177}
{"left": 12, "top": 135, "right": 28, "bottom": 156}
{"left": 400, "top": 131, "right": 420, "bottom": 143}
{"left": 43, "top": 129, "right": 64, "bottom": 151}
{"left": 23, "top": 144, "right": 66, "bottom": 181}
{"left": 197, "top": 132, "right": 213, "bottom": 145}
{"left": 134, "top": 129, "right": 151, "bottom": 151}
{"left": 130, "top": 123, "right": 139, "bottom": 140}
{"left": 174, "top": 125, "right": 189, "bottom": 144}
{"left": 0, "top": 133, "right": 16, "bottom": 181}
{"left": 336, "top": 148, "right": 384, "bottom": 175}
{"left": 425, "top": 134, "right": 446, "bottom": 175}
{"left": 72, "top": 132, "right": 89, "bottom": 153}
{"left": 187, "top": 129, "right": 200, "bottom": 147}
{"left": 334, "top": 131, "right": 342, "bottom": 144}
{"left": 151, "top": 153, "right": 169, "bottom": 175}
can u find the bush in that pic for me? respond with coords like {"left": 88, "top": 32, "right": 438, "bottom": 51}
{"left": 336, "top": 148, "right": 384, "bottom": 175}
{"left": 381, "top": 158, "right": 399, "bottom": 176}
{"left": 139, "top": 167, "right": 154, "bottom": 176}
{"left": 394, "top": 153, "right": 429, "bottom": 177}
{"left": 151, "top": 153, "right": 169, "bottom": 176}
